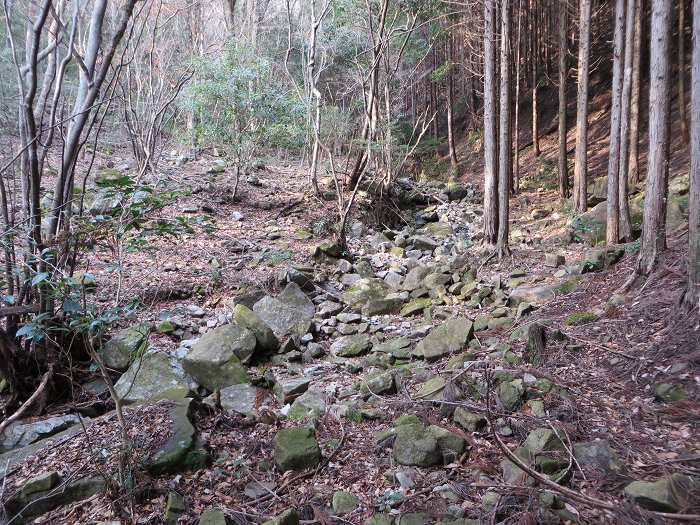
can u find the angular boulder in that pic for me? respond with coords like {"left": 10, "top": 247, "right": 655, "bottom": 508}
{"left": 232, "top": 304, "right": 279, "bottom": 352}
{"left": 115, "top": 352, "right": 190, "bottom": 404}
{"left": 254, "top": 283, "right": 315, "bottom": 338}
{"left": 182, "top": 325, "right": 253, "bottom": 391}
{"left": 343, "top": 278, "right": 391, "bottom": 312}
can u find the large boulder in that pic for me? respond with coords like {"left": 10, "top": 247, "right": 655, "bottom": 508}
{"left": 115, "top": 352, "right": 190, "bottom": 404}
{"left": 99, "top": 322, "right": 151, "bottom": 371}
{"left": 413, "top": 318, "right": 473, "bottom": 361}
{"left": 253, "top": 283, "right": 315, "bottom": 339}
{"left": 273, "top": 427, "right": 322, "bottom": 471}
{"left": 182, "top": 325, "right": 253, "bottom": 391}
{"left": 232, "top": 304, "right": 279, "bottom": 352}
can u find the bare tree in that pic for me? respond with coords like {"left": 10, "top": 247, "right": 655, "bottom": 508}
{"left": 606, "top": 0, "right": 626, "bottom": 244}
{"left": 497, "top": 0, "right": 511, "bottom": 258}
{"left": 483, "top": 0, "right": 498, "bottom": 246}
{"left": 573, "top": 0, "right": 592, "bottom": 212}
{"left": 686, "top": 0, "right": 700, "bottom": 308}
{"left": 636, "top": 0, "right": 672, "bottom": 277}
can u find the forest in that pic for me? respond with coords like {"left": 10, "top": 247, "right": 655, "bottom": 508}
{"left": 0, "top": 0, "right": 699, "bottom": 524}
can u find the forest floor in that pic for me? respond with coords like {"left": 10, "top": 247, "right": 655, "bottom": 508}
{"left": 1, "top": 86, "right": 700, "bottom": 524}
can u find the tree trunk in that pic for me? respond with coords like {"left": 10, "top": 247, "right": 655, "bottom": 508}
{"left": 679, "top": 0, "right": 689, "bottom": 143}
{"left": 446, "top": 33, "right": 459, "bottom": 173}
{"left": 223, "top": 0, "right": 237, "bottom": 34}
{"left": 557, "top": 0, "right": 568, "bottom": 198}
{"left": 637, "top": 0, "right": 672, "bottom": 276}
{"left": 513, "top": 0, "right": 522, "bottom": 194}
{"left": 497, "top": 0, "right": 512, "bottom": 257}
{"left": 573, "top": 0, "right": 592, "bottom": 212}
{"left": 686, "top": 0, "right": 700, "bottom": 308}
{"left": 606, "top": 0, "right": 626, "bottom": 244}
{"left": 629, "top": 0, "right": 643, "bottom": 183}
{"left": 531, "top": 0, "right": 540, "bottom": 157}
{"left": 483, "top": 0, "right": 499, "bottom": 246}
{"left": 618, "top": 0, "right": 637, "bottom": 241}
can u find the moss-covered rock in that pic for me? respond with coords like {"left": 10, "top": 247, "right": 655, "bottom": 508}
{"left": 273, "top": 427, "right": 321, "bottom": 471}
{"left": 232, "top": 304, "right": 279, "bottom": 352}
{"left": 115, "top": 352, "right": 190, "bottom": 404}
{"left": 624, "top": 474, "right": 696, "bottom": 512}
{"left": 263, "top": 509, "right": 300, "bottom": 525}
{"left": 99, "top": 322, "right": 151, "bottom": 371}
{"left": 332, "top": 490, "right": 359, "bottom": 515}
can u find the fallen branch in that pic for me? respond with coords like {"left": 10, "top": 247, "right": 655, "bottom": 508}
{"left": 0, "top": 366, "right": 53, "bottom": 436}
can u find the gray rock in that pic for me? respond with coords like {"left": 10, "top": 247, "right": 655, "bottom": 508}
{"left": 360, "top": 371, "right": 395, "bottom": 398}
{"left": 288, "top": 389, "right": 327, "bottom": 420}
{"left": 115, "top": 352, "right": 190, "bottom": 404}
{"left": 331, "top": 334, "right": 372, "bottom": 357}
{"left": 99, "top": 322, "right": 151, "bottom": 371}
{"left": 453, "top": 408, "right": 486, "bottom": 432}
{"left": 274, "top": 377, "right": 311, "bottom": 403}
{"left": 263, "top": 509, "right": 300, "bottom": 525}
{"left": 199, "top": 509, "right": 228, "bottom": 525}
{"left": 183, "top": 325, "right": 253, "bottom": 391}
{"left": 373, "top": 338, "right": 412, "bottom": 359}
{"left": 413, "top": 318, "right": 473, "bottom": 361}
{"left": 317, "top": 300, "right": 343, "bottom": 317}
{"left": 573, "top": 440, "right": 622, "bottom": 474}
{"left": 343, "top": 278, "right": 391, "bottom": 311}
{"left": 402, "top": 266, "right": 432, "bottom": 291}
{"left": 1, "top": 414, "right": 82, "bottom": 453}
{"left": 624, "top": 474, "right": 696, "bottom": 512}
{"left": 392, "top": 422, "right": 441, "bottom": 467}
{"left": 273, "top": 427, "right": 321, "bottom": 471}
{"left": 253, "top": 283, "right": 315, "bottom": 339}
{"left": 498, "top": 379, "right": 524, "bottom": 411}
{"left": 206, "top": 383, "right": 261, "bottom": 416}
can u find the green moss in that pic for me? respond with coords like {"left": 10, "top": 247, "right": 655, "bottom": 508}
{"left": 564, "top": 312, "right": 598, "bottom": 326}
{"left": 555, "top": 278, "right": 580, "bottom": 295}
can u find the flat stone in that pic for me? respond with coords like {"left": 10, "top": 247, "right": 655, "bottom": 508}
{"left": 198, "top": 509, "right": 228, "bottom": 525}
{"left": 262, "top": 509, "right": 299, "bottom": 525}
{"left": 373, "top": 337, "right": 412, "bottom": 359}
{"left": 332, "top": 490, "right": 359, "bottom": 515}
{"left": 206, "top": 383, "right": 261, "bottom": 416}
{"left": 1, "top": 414, "right": 82, "bottom": 453}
